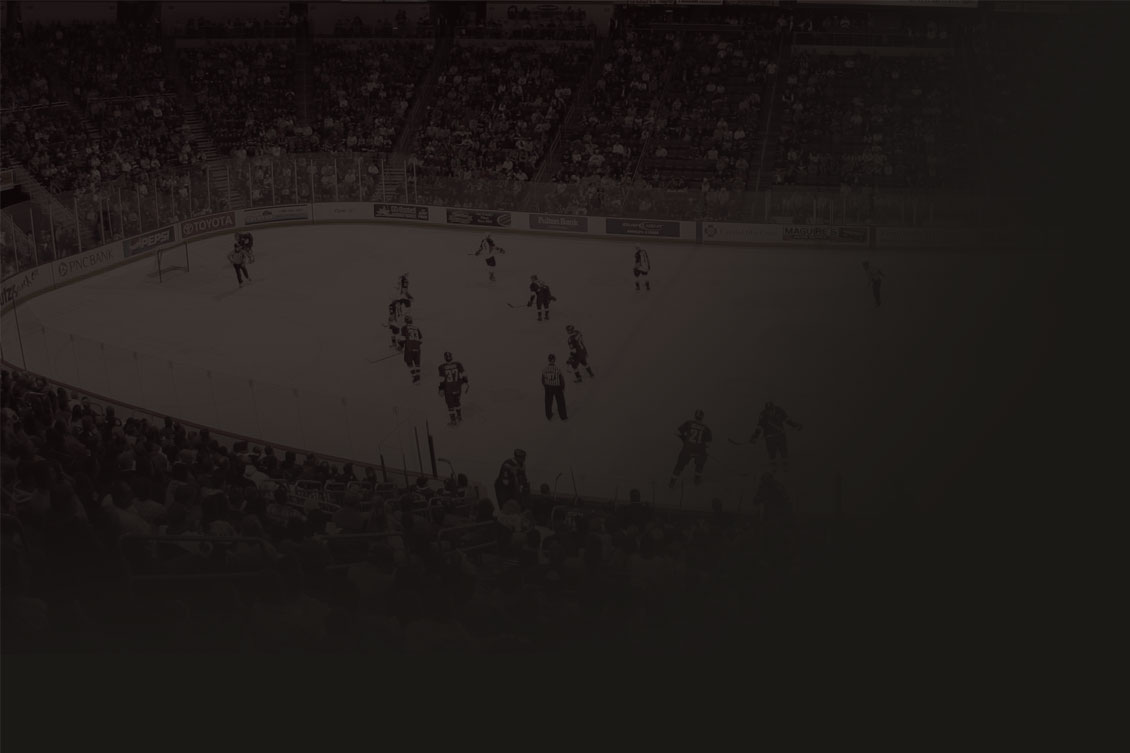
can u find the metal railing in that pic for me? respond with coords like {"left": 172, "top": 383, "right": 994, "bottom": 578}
{"left": 1, "top": 148, "right": 1010, "bottom": 278}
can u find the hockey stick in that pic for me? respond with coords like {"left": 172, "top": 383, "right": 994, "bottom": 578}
{"left": 368, "top": 351, "right": 402, "bottom": 364}
{"left": 506, "top": 302, "right": 528, "bottom": 309}
{"left": 704, "top": 453, "right": 751, "bottom": 478}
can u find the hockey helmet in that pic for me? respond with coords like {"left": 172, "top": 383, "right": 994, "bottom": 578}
{"left": 514, "top": 448, "right": 527, "bottom": 461}
{"left": 694, "top": 409, "right": 704, "bottom": 421}
{"left": 404, "top": 315, "right": 413, "bottom": 324}
{"left": 530, "top": 274, "right": 538, "bottom": 281}
{"left": 548, "top": 354, "right": 556, "bottom": 362}
{"left": 443, "top": 351, "right": 453, "bottom": 362}
{"left": 565, "top": 324, "right": 575, "bottom": 334}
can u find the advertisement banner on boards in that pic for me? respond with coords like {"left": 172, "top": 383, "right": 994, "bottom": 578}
{"left": 701, "top": 222, "right": 784, "bottom": 244}
{"left": 1, "top": 264, "right": 53, "bottom": 307}
{"left": 55, "top": 244, "right": 123, "bottom": 283}
{"left": 528, "top": 213, "right": 588, "bottom": 233}
{"left": 876, "top": 226, "right": 979, "bottom": 247}
{"left": 180, "top": 212, "right": 236, "bottom": 240}
{"left": 122, "top": 225, "right": 177, "bottom": 258}
{"left": 374, "top": 203, "right": 430, "bottom": 221}
{"left": 446, "top": 208, "right": 511, "bottom": 227}
{"left": 243, "top": 205, "right": 310, "bottom": 226}
{"left": 606, "top": 218, "right": 680, "bottom": 238}
{"left": 312, "top": 203, "right": 373, "bottom": 221}
{"left": 782, "top": 225, "right": 868, "bottom": 244}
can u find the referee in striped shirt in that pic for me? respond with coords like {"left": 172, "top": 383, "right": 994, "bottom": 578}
{"left": 542, "top": 354, "right": 568, "bottom": 421}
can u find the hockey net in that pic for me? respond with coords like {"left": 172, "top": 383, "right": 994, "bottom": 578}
{"left": 146, "top": 244, "right": 190, "bottom": 282}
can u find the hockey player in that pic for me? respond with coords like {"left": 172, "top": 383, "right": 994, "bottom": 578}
{"left": 399, "top": 315, "right": 423, "bottom": 384}
{"left": 565, "top": 324, "right": 595, "bottom": 383}
{"left": 862, "top": 261, "right": 884, "bottom": 307}
{"left": 396, "top": 272, "right": 412, "bottom": 300}
{"left": 670, "top": 409, "right": 712, "bottom": 488}
{"left": 237, "top": 231, "right": 255, "bottom": 262}
{"left": 633, "top": 246, "right": 651, "bottom": 292}
{"left": 749, "top": 401, "right": 802, "bottom": 473}
{"left": 527, "top": 274, "right": 556, "bottom": 321}
{"left": 474, "top": 234, "right": 506, "bottom": 282}
{"left": 542, "top": 354, "right": 568, "bottom": 421}
{"left": 227, "top": 244, "right": 252, "bottom": 287}
{"left": 494, "top": 448, "right": 530, "bottom": 508}
{"left": 387, "top": 296, "right": 412, "bottom": 350}
{"left": 437, "top": 351, "right": 469, "bottom": 425}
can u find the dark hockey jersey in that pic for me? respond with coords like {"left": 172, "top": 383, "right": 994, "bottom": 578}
{"left": 388, "top": 298, "right": 411, "bottom": 321}
{"left": 677, "top": 420, "right": 712, "bottom": 451}
{"left": 753, "top": 405, "right": 799, "bottom": 439}
{"left": 400, "top": 324, "right": 422, "bottom": 345}
{"left": 567, "top": 331, "right": 586, "bottom": 355}
{"left": 438, "top": 361, "right": 467, "bottom": 392}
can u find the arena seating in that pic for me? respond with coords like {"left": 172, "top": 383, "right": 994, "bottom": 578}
{"left": 183, "top": 42, "right": 299, "bottom": 158}
{"left": 409, "top": 40, "right": 591, "bottom": 208}
{"left": 310, "top": 39, "right": 435, "bottom": 153}
{"left": 0, "top": 3, "right": 1071, "bottom": 655}
{"left": 1, "top": 366, "right": 786, "bottom": 652}
{"left": 773, "top": 51, "right": 971, "bottom": 190}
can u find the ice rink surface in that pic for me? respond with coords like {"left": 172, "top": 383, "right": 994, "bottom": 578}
{"left": 5, "top": 223, "right": 1063, "bottom": 514}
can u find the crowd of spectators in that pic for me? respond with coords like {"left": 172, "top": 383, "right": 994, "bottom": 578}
{"left": 0, "top": 21, "right": 214, "bottom": 253}
{"left": 1, "top": 367, "right": 800, "bottom": 653}
{"left": 310, "top": 40, "right": 434, "bottom": 153}
{"left": 178, "top": 9, "right": 305, "bottom": 39}
{"left": 968, "top": 13, "right": 1055, "bottom": 194}
{"left": 331, "top": 7, "right": 436, "bottom": 39}
{"left": 410, "top": 41, "right": 590, "bottom": 207}
{"left": 1, "top": 105, "right": 93, "bottom": 194}
{"left": 456, "top": 4, "right": 597, "bottom": 41}
{"left": 183, "top": 42, "right": 300, "bottom": 158}
{"left": 773, "top": 51, "right": 970, "bottom": 190}
{"left": 791, "top": 7, "right": 963, "bottom": 45}
{"left": 541, "top": 10, "right": 781, "bottom": 221}
{"left": 0, "top": 5, "right": 1040, "bottom": 249}
{"left": 534, "top": 27, "right": 677, "bottom": 215}
{"left": 0, "top": 28, "right": 54, "bottom": 109}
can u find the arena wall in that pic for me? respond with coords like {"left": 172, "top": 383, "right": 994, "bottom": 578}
{"left": 3, "top": 196, "right": 1007, "bottom": 313}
